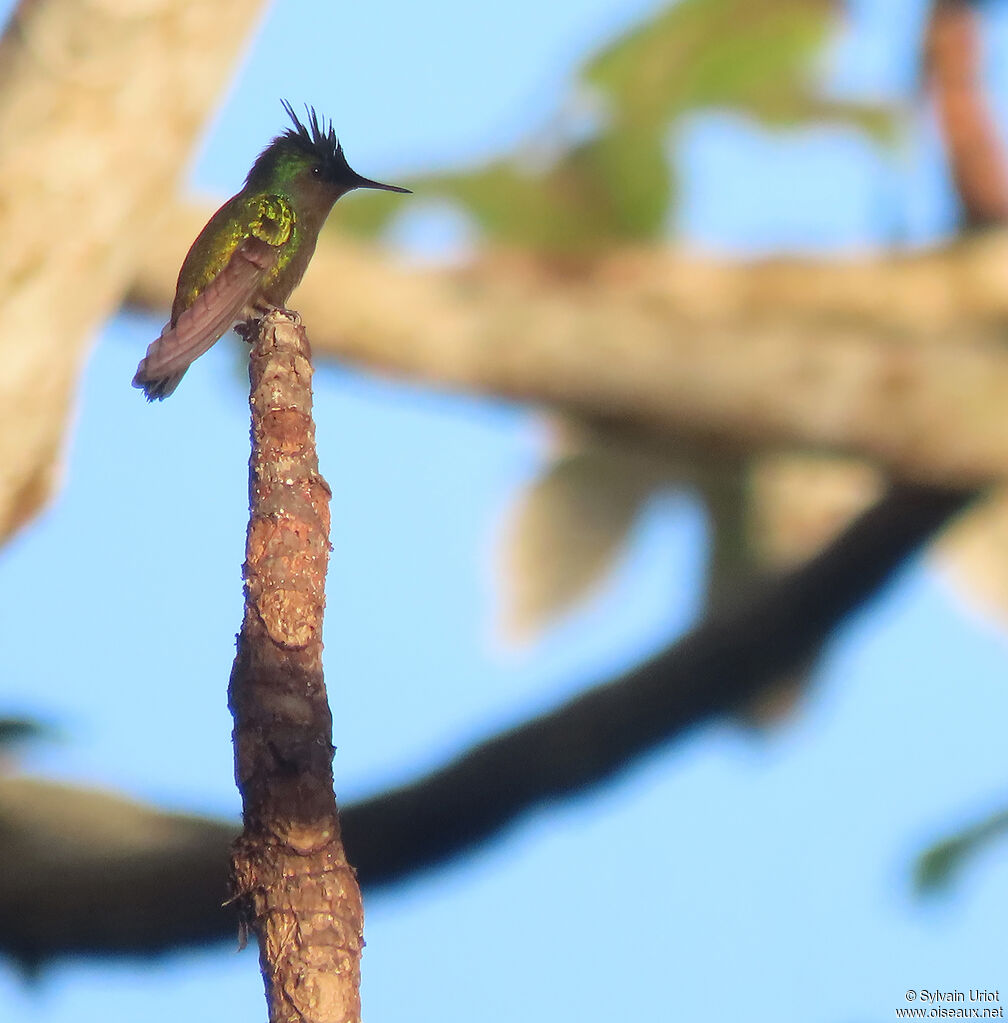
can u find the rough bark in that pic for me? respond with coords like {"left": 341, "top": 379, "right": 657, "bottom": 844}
{"left": 128, "top": 210, "right": 1008, "bottom": 485}
{"left": 0, "top": 0, "right": 266, "bottom": 541}
{"left": 229, "top": 312, "right": 363, "bottom": 1023}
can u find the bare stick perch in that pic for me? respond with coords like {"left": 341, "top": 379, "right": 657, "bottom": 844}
{"left": 228, "top": 311, "right": 363, "bottom": 1023}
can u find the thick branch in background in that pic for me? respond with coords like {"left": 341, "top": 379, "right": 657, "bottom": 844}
{"left": 0, "top": 482, "right": 971, "bottom": 964}
{"left": 129, "top": 210, "right": 1008, "bottom": 485}
{"left": 0, "top": 777, "right": 237, "bottom": 966}
{"left": 229, "top": 312, "right": 362, "bottom": 1023}
{"left": 342, "top": 484, "right": 974, "bottom": 885}
{"left": 0, "top": 0, "right": 266, "bottom": 542}
{"left": 0, "top": 0, "right": 998, "bottom": 977}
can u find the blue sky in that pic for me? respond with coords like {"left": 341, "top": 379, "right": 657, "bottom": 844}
{"left": 1, "top": 1, "right": 1007, "bottom": 1021}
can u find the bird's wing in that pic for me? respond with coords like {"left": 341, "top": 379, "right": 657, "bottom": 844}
{"left": 133, "top": 195, "right": 294, "bottom": 401}
{"left": 132, "top": 237, "right": 276, "bottom": 401}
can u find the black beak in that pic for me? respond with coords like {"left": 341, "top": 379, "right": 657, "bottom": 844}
{"left": 349, "top": 169, "right": 411, "bottom": 194}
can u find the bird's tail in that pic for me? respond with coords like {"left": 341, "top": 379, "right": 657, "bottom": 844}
{"left": 132, "top": 294, "right": 242, "bottom": 401}
{"left": 132, "top": 237, "right": 275, "bottom": 401}
{"left": 132, "top": 355, "right": 187, "bottom": 401}
{"left": 131, "top": 319, "right": 198, "bottom": 401}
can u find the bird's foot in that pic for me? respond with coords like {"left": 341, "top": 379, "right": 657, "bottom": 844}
{"left": 234, "top": 319, "right": 260, "bottom": 343}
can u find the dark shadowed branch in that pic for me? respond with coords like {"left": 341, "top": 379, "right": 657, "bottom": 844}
{"left": 341, "top": 484, "right": 974, "bottom": 887}
{"left": 0, "top": 777, "right": 237, "bottom": 967}
{"left": 0, "top": 482, "right": 970, "bottom": 968}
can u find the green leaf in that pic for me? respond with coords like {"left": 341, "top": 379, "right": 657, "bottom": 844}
{"left": 333, "top": 0, "right": 897, "bottom": 251}
{"left": 914, "top": 807, "right": 1008, "bottom": 894}
{"left": 583, "top": 0, "right": 895, "bottom": 137}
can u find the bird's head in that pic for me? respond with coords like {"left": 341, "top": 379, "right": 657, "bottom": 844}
{"left": 246, "top": 102, "right": 411, "bottom": 208}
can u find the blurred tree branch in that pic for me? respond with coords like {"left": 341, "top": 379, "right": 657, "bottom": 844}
{"left": 0, "top": 482, "right": 972, "bottom": 964}
{"left": 2, "top": 0, "right": 1005, "bottom": 548}
{"left": 0, "top": 0, "right": 1002, "bottom": 976}
{"left": 342, "top": 483, "right": 974, "bottom": 886}
{"left": 0, "top": 777, "right": 237, "bottom": 966}
{"left": 926, "top": 0, "right": 1008, "bottom": 227}
{"left": 0, "top": 0, "right": 267, "bottom": 542}
{"left": 129, "top": 209, "right": 1008, "bottom": 485}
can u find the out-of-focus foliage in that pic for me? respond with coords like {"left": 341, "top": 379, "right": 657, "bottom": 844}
{"left": 377, "top": 0, "right": 900, "bottom": 644}
{"left": 0, "top": 718, "right": 53, "bottom": 749}
{"left": 915, "top": 807, "right": 1008, "bottom": 894}
{"left": 332, "top": 0, "right": 895, "bottom": 251}
{"left": 498, "top": 423, "right": 673, "bottom": 638}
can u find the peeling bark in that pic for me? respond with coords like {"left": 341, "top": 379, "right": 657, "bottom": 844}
{"left": 229, "top": 312, "right": 362, "bottom": 1023}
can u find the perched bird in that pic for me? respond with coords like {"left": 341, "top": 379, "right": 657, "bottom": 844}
{"left": 133, "top": 102, "right": 410, "bottom": 400}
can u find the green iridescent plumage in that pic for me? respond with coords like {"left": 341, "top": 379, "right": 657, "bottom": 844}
{"left": 133, "top": 102, "right": 410, "bottom": 401}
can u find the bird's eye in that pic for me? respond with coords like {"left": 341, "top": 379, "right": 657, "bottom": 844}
{"left": 311, "top": 165, "right": 322, "bottom": 176}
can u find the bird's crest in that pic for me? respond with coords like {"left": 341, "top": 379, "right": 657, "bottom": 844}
{"left": 278, "top": 100, "right": 349, "bottom": 181}
{"left": 246, "top": 101, "right": 411, "bottom": 195}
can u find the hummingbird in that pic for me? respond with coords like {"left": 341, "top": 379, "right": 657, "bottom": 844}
{"left": 132, "top": 102, "right": 410, "bottom": 400}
